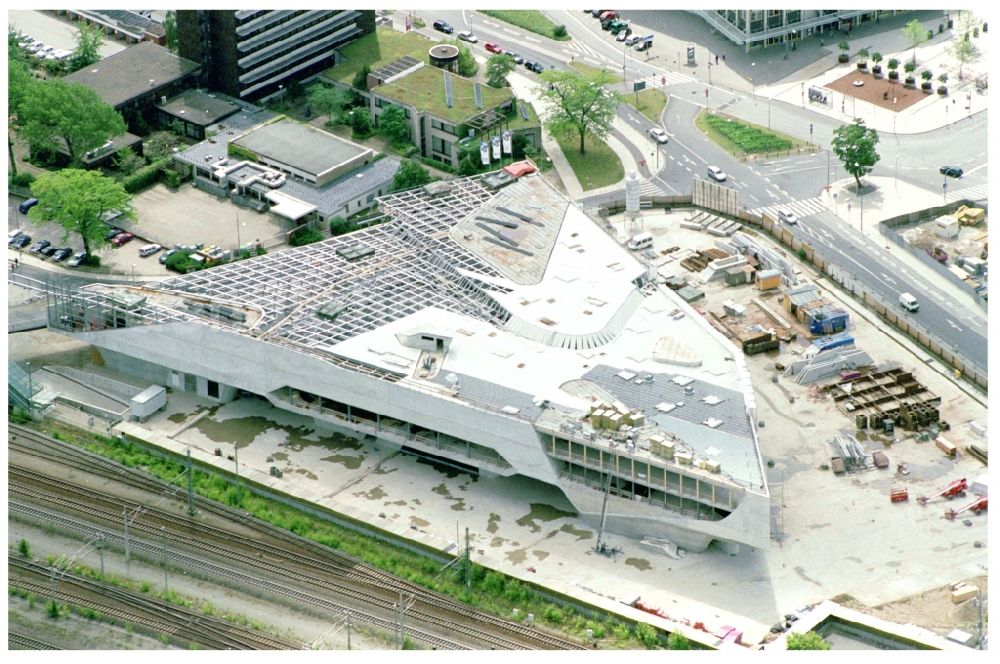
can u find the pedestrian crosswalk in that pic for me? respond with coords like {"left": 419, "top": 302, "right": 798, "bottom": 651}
{"left": 637, "top": 71, "right": 694, "bottom": 88}
{"left": 950, "top": 183, "right": 988, "bottom": 203}
{"left": 638, "top": 179, "right": 666, "bottom": 196}
{"left": 750, "top": 196, "right": 827, "bottom": 220}
{"left": 564, "top": 39, "right": 605, "bottom": 60}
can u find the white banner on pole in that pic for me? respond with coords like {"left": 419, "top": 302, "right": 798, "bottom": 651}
{"left": 501, "top": 130, "right": 512, "bottom": 154}
{"left": 480, "top": 141, "right": 490, "bottom": 166}
{"left": 491, "top": 136, "right": 501, "bottom": 160}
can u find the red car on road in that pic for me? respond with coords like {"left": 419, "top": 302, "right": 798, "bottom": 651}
{"left": 485, "top": 42, "right": 503, "bottom": 54}
{"left": 111, "top": 232, "right": 135, "bottom": 246}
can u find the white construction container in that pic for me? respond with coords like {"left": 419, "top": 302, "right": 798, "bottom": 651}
{"left": 131, "top": 385, "right": 166, "bottom": 420}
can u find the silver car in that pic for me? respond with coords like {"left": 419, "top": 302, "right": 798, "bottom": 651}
{"left": 648, "top": 127, "right": 669, "bottom": 144}
{"left": 457, "top": 31, "right": 478, "bottom": 43}
{"left": 707, "top": 165, "right": 727, "bottom": 182}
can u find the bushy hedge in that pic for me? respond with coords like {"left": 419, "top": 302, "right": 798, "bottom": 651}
{"left": 165, "top": 249, "right": 203, "bottom": 274}
{"left": 704, "top": 113, "right": 793, "bottom": 153}
{"left": 289, "top": 226, "right": 324, "bottom": 246}
{"left": 121, "top": 157, "right": 171, "bottom": 193}
{"left": 10, "top": 172, "right": 36, "bottom": 187}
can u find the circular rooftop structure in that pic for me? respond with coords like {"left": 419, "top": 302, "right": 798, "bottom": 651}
{"left": 429, "top": 44, "right": 460, "bottom": 71}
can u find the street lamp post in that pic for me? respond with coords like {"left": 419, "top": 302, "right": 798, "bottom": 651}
{"left": 130, "top": 264, "right": 136, "bottom": 286}
{"left": 894, "top": 154, "right": 900, "bottom": 188}
{"left": 25, "top": 361, "right": 32, "bottom": 411}
{"left": 767, "top": 95, "right": 772, "bottom": 130}
{"left": 707, "top": 62, "right": 712, "bottom": 85}
{"left": 751, "top": 62, "right": 756, "bottom": 103}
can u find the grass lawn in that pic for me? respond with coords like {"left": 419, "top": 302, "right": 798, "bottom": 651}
{"left": 568, "top": 61, "right": 613, "bottom": 79}
{"left": 630, "top": 88, "right": 668, "bottom": 123}
{"left": 480, "top": 10, "right": 571, "bottom": 41}
{"left": 695, "top": 109, "right": 807, "bottom": 156}
{"left": 322, "top": 28, "right": 433, "bottom": 85}
{"left": 553, "top": 131, "right": 623, "bottom": 191}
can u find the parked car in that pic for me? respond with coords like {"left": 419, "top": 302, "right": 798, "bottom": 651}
{"left": 590, "top": 9, "right": 606, "bottom": 18}
{"left": 599, "top": 10, "right": 618, "bottom": 21}
{"left": 51, "top": 247, "right": 73, "bottom": 262}
{"left": 9, "top": 229, "right": 24, "bottom": 242}
{"left": 707, "top": 165, "right": 727, "bottom": 182}
{"left": 139, "top": 243, "right": 163, "bottom": 257}
{"left": 634, "top": 39, "right": 652, "bottom": 52}
{"left": 508, "top": 52, "right": 524, "bottom": 64}
{"left": 777, "top": 209, "right": 797, "bottom": 224}
{"left": 524, "top": 60, "right": 544, "bottom": 74}
{"left": 485, "top": 42, "right": 503, "bottom": 54}
{"left": 105, "top": 227, "right": 124, "bottom": 241}
{"left": 11, "top": 234, "right": 32, "bottom": 249}
{"left": 159, "top": 248, "right": 179, "bottom": 265}
{"left": 29, "top": 239, "right": 51, "bottom": 254}
{"left": 111, "top": 232, "right": 135, "bottom": 246}
{"left": 624, "top": 35, "right": 641, "bottom": 46}
{"left": 616, "top": 30, "right": 631, "bottom": 42}
{"left": 67, "top": 251, "right": 87, "bottom": 267}
{"left": 432, "top": 20, "right": 454, "bottom": 34}
{"left": 939, "top": 165, "right": 963, "bottom": 178}
{"left": 457, "top": 31, "right": 478, "bottom": 43}
{"left": 648, "top": 127, "right": 669, "bottom": 144}
{"left": 39, "top": 245, "right": 58, "bottom": 258}
{"left": 18, "top": 198, "right": 39, "bottom": 214}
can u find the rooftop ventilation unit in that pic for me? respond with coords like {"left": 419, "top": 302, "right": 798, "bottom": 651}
{"left": 481, "top": 171, "right": 515, "bottom": 190}
{"left": 422, "top": 181, "right": 454, "bottom": 197}
{"left": 335, "top": 243, "right": 375, "bottom": 261}
{"left": 316, "top": 300, "right": 349, "bottom": 322}
{"left": 518, "top": 101, "right": 530, "bottom": 121}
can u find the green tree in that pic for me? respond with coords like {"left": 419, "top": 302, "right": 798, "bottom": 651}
{"left": 538, "top": 68, "right": 619, "bottom": 155}
{"left": 634, "top": 622, "right": 659, "bottom": 648}
{"left": 329, "top": 216, "right": 358, "bottom": 236}
{"left": 666, "top": 630, "right": 692, "bottom": 650}
{"left": 391, "top": 159, "right": 432, "bottom": 192}
{"left": 17, "top": 79, "right": 126, "bottom": 166}
{"left": 307, "top": 83, "right": 350, "bottom": 124}
{"left": 17, "top": 538, "right": 31, "bottom": 559}
{"left": 164, "top": 11, "right": 178, "bottom": 52}
{"left": 452, "top": 42, "right": 478, "bottom": 77}
{"left": 887, "top": 57, "right": 900, "bottom": 79}
{"left": 857, "top": 47, "right": 869, "bottom": 63}
{"left": 787, "top": 631, "right": 831, "bottom": 650}
{"left": 486, "top": 53, "right": 516, "bottom": 88}
{"left": 378, "top": 105, "right": 410, "bottom": 145}
{"left": 950, "top": 37, "right": 980, "bottom": 79}
{"left": 832, "top": 118, "right": 880, "bottom": 191}
{"left": 871, "top": 51, "right": 883, "bottom": 71}
{"left": 28, "top": 169, "right": 134, "bottom": 259}
{"left": 348, "top": 108, "right": 373, "bottom": 137}
{"left": 142, "top": 131, "right": 182, "bottom": 161}
{"left": 112, "top": 147, "right": 145, "bottom": 175}
{"left": 352, "top": 64, "right": 371, "bottom": 91}
{"left": 68, "top": 21, "right": 104, "bottom": 72}
{"left": 902, "top": 19, "right": 926, "bottom": 63}
{"left": 957, "top": 10, "right": 978, "bottom": 39}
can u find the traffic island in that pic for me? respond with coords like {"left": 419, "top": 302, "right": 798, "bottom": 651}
{"left": 694, "top": 109, "right": 811, "bottom": 159}
{"left": 630, "top": 88, "right": 669, "bottom": 123}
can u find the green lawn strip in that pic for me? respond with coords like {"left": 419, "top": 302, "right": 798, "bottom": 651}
{"left": 321, "top": 28, "right": 433, "bottom": 86}
{"left": 553, "top": 131, "right": 624, "bottom": 191}
{"left": 25, "top": 419, "right": 651, "bottom": 649}
{"left": 479, "top": 10, "right": 571, "bottom": 41}
{"left": 630, "top": 89, "right": 668, "bottom": 123}
{"left": 695, "top": 109, "right": 805, "bottom": 156}
{"left": 568, "top": 61, "right": 613, "bottom": 79}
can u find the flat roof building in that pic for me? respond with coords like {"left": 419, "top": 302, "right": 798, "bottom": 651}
{"left": 694, "top": 9, "right": 905, "bottom": 51}
{"left": 63, "top": 41, "right": 201, "bottom": 132}
{"left": 49, "top": 170, "right": 768, "bottom": 554}
{"left": 155, "top": 89, "right": 243, "bottom": 140}
{"left": 230, "top": 119, "right": 374, "bottom": 187}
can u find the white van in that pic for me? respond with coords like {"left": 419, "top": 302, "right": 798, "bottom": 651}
{"left": 898, "top": 292, "right": 919, "bottom": 312}
{"left": 627, "top": 232, "right": 654, "bottom": 250}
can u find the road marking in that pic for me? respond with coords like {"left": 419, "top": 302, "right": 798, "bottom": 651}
{"left": 748, "top": 194, "right": 760, "bottom": 203}
{"left": 963, "top": 162, "right": 988, "bottom": 176}
{"left": 880, "top": 272, "right": 897, "bottom": 285}
{"left": 946, "top": 319, "right": 963, "bottom": 332}
{"left": 503, "top": 28, "right": 518, "bottom": 35}
{"left": 525, "top": 36, "right": 541, "bottom": 43}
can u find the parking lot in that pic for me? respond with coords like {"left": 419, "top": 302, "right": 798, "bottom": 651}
{"left": 8, "top": 10, "right": 128, "bottom": 59}
{"left": 9, "top": 183, "right": 292, "bottom": 279}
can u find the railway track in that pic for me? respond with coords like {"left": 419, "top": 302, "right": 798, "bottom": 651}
{"left": 9, "top": 425, "right": 583, "bottom": 650}
{"left": 8, "top": 557, "right": 304, "bottom": 650}
{"left": 8, "top": 633, "right": 61, "bottom": 650}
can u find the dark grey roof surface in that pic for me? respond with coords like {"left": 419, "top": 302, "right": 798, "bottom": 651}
{"left": 157, "top": 90, "right": 242, "bottom": 127}
{"left": 582, "top": 364, "right": 751, "bottom": 439}
{"left": 63, "top": 41, "right": 200, "bottom": 108}
{"left": 230, "top": 120, "right": 370, "bottom": 177}
{"left": 253, "top": 157, "right": 401, "bottom": 218}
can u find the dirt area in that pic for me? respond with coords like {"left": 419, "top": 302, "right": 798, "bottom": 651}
{"left": 899, "top": 218, "right": 987, "bottom": 266}
{"left": 835, "top": 575, "right": 988, "bottom": 637}
{"left": 826, "top": 69, "right": 927, "bottom": 112}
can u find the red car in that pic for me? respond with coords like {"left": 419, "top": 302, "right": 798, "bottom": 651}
{"left": 111, "top": 232, "right": 135, "bottom": 246}
{"left": 485, "top": 42, "right": 503, "bottom": 54}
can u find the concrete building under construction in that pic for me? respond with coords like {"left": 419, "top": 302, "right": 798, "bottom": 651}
{"left": 45, "top": 169, "right": 769, "bottom": 553}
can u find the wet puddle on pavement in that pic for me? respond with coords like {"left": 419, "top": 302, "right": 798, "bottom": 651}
{"left": 515, "top": 503, "right": 577, "bottom": 533}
